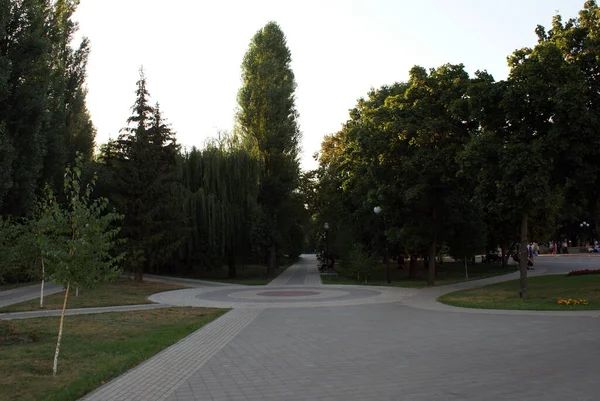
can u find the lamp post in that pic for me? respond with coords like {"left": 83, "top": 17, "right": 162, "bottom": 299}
{"left": 323, "top": 222, "right": 330, "bottom": 262}
{"left": 374, "top": 206, "right": 391, "bottom": 284}
{"left": 580, "top": 221, "right": 590, "bottom": 246}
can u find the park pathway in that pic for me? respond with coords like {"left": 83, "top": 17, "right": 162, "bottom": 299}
{"left": 266, "top": 254, "right": 322, "bottom": 286}
{"left": 0, "top": 282, "right": 64, "bottom": 308}
{"left": 82, "top": 255, "right": 326, "bottom": 401}
{"left": 81, "top": 254, "right": 600, "bottom": 401}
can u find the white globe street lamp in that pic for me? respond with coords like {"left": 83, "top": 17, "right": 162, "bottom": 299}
{"left": 373, "top": 206, "right": 390, "bottom": 284}
{"left": 580, "top": 221, "right": 591, "bottom": 246}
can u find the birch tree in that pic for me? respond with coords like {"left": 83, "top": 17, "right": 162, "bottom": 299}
{"left": 43, "top": 153, "right": 123, "bottom": 376}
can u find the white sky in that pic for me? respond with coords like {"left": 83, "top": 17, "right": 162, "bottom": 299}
{"left": 73, "top": 0, "right": 584, "bottom": 171}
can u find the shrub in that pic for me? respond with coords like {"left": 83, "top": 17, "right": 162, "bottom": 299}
{"left": 343, "top": 245, "right": 378, "bottom": 283}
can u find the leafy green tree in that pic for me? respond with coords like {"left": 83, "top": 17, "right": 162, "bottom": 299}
{"left": 0, "top": 0, "right": 11, "bottom": 210}
{"left": 536, "top": 1, "right": 600, "bottom": 245}
{"left": 503, "top": 35, "right": 575, "bottom": 297}
{"left": 0, "top": 0, "right": 95, "bottom": 216}
{"left": 178, "top": 137, "right": 260, "bottom": 278}
{"left": 329, "top": 66, "right": 475, "bottom": 285}
{"left": 236, "top": 21, "right": 301, "bottom": 273}
{"left": 36, "top": 153, "right": 123, "bottom": 376}
{"left": 0, "top": 217, "right": 24, "bottom": 283}
{"left": 0, "top": 0, "right": 53, "bottom": 216}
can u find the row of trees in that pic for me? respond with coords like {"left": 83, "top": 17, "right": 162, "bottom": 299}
{"left": 1, "top": 0, "right": 96, "bottom": 217}
{"left": 1, "top": 7, "right": 304, "bottom": 373}
{"left": 1, "top": 13, "right": 306, "bottom": 285}
{"left": 95, "top": 21, "right": 306, "bottom": 282}
{"left": 311, "top": 2, "right": 600, "bottom": 296}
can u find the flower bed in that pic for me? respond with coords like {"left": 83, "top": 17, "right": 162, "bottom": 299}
{"left": 567, "top": 269, "right": 600, "bottom": 276}
{"left": 557, "top": 298, "right": 589, "bottom": 305}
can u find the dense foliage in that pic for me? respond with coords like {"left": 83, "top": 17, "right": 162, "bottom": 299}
{"left": 313, "top": 2, "right": 600, "bottom": 294}
{"left": 1, "top": 2, "right": 599, "bottom": 299}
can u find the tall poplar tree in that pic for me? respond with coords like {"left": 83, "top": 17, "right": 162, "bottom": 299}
{"left": 236, "top": 21, "right": 301, "bottom": 273}
{"left": 0, "top": 0, "right": 95, "bottom": 216}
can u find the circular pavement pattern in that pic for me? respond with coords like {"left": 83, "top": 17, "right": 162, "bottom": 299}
{"left": 257, "top": 290, "right": 320, "bottom": 296}
{"left": 149, "top": 285, "right": 418, "bottom": 309}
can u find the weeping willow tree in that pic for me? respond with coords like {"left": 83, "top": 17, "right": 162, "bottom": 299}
{"left": 179, "top": 136, "right": 260, "bottom": 278}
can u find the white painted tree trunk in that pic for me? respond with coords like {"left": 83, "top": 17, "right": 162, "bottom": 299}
{"left": 40, "top": 257, "right": 45, "bottom": 308}
{"left": 53, "top": 283, "right": 70, "bottom": 376}
{"left": 75, "top": 287, "right": 78, "bottom": 297}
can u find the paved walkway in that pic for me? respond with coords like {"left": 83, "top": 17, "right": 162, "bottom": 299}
{"left": 79, "top": 254, "right": 600, "bottom": 400}
{"left": 0, "top": 303, "right": 170, "bottom": 320}
{"left": 127, "top": 273, "right": 240, "bottom": 288}
{"left": 0, "top": 282, "right": 64, "bottom": 308}
{"left": 266, "top": 256, "right": 323, "bottom": 286}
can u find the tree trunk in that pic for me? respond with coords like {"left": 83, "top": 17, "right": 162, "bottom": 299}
{"left": 267, "top": 244, "right": 277, "bottom": 275}
{"left": 384, "top": 241, "right": 391, "bottom": 284}
{"left": 227, "top": 251, "right": 236, "bottom": 279}
{"left": 519, "top": 213, "right": 528, "bottom": 299}
{"left": 464, "top": 258, "right": 468, "bottom": 279}
{"left": 500, "top": 244, "right": 506, "bottom": 268}
{"left": 53, "top": 283, "right": 70, "bottom": 376}
{"left": 40, "top": 257, "right": 45, "bottom": 308}
{"left": 397, "top": 254, "right": 405, "bottom": 270}
{"left": 408, "top": 254, "right": 418, "bottom": 278}
{"left": 427, "top": 240, "right": 436, "bottom": 287}
{"left": 134, "top": 268, "right": 144, "bottom": 283}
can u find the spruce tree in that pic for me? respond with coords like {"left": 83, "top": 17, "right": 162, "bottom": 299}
{"left": 236, "top": 21, "right": 301, "bottom": 273}
{"left": 103, "top": 69, "right": 182, "bottom": 282}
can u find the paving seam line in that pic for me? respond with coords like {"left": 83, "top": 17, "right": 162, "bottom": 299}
{"left": 81, "top": 308, "right": 264, "bottom": 401}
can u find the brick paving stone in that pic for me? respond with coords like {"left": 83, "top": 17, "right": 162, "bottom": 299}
{"left": 266, "top": 255, "right": 322, "bottom": 286}
{"left": 81, "top": 308, "right": 263, "bottom": 401}
{"left": 73, "top": 255, "right": 600, "bottom": 400}
{"left": 162, "top": 302, "right": 600, "bottom": 401}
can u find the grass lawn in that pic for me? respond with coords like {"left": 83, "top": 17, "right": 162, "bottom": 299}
{"left": 322, "top": 260, "right": 516, "bottom": 288}
{"left": 438, "top": 274, "right": 600, "bottom": 310}
{"left": 0, "top": 278, "right": 185, "bottom": 313}
{"left": 185, "top": 259, "right": 296, "bottom": 286}
{"left": 0, "top": 307, "right": 226, "bottom": 401}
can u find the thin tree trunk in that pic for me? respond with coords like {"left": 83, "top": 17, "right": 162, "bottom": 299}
{"left": 40, "top": 257, "right": 45, "bottom": 308}
{"left": 53, "top": 283, "right": 70, "bottom": 376}
{"left": 227, "top": 251, "right": 236, "bottom": 279}
{"left": 409, "top": 254, "right": 418, "bottom": 278}
{"left": 464, "top": 258, "right": 468, "bottom": 279}
{"left": 75, "top": 287, "right": 79, "bottom": 297}
{"left": 134, "top": 268, "right": 143, "bottom": 283}
{"left": 427, "top": 240, "right": 436, "bottom": 287}
{"left": 384, "top": 240, "right": 391, "bottom": 284}
{"left": 500, "top": 244, "right": 506, "bottom": 268}
{"left": 519, "top": 213, "right": 528, "bottom": 299}
{"left": 266, "top": 244, "right": 276, "bottom": 275}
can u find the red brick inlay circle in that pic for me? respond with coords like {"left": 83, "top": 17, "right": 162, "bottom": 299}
{"left": 257, "top": 290, "right": 320, "bottom": 297}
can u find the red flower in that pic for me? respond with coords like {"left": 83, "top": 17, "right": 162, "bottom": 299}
{"left": 567, "top": 269, "right": 600, "bottom": 276}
